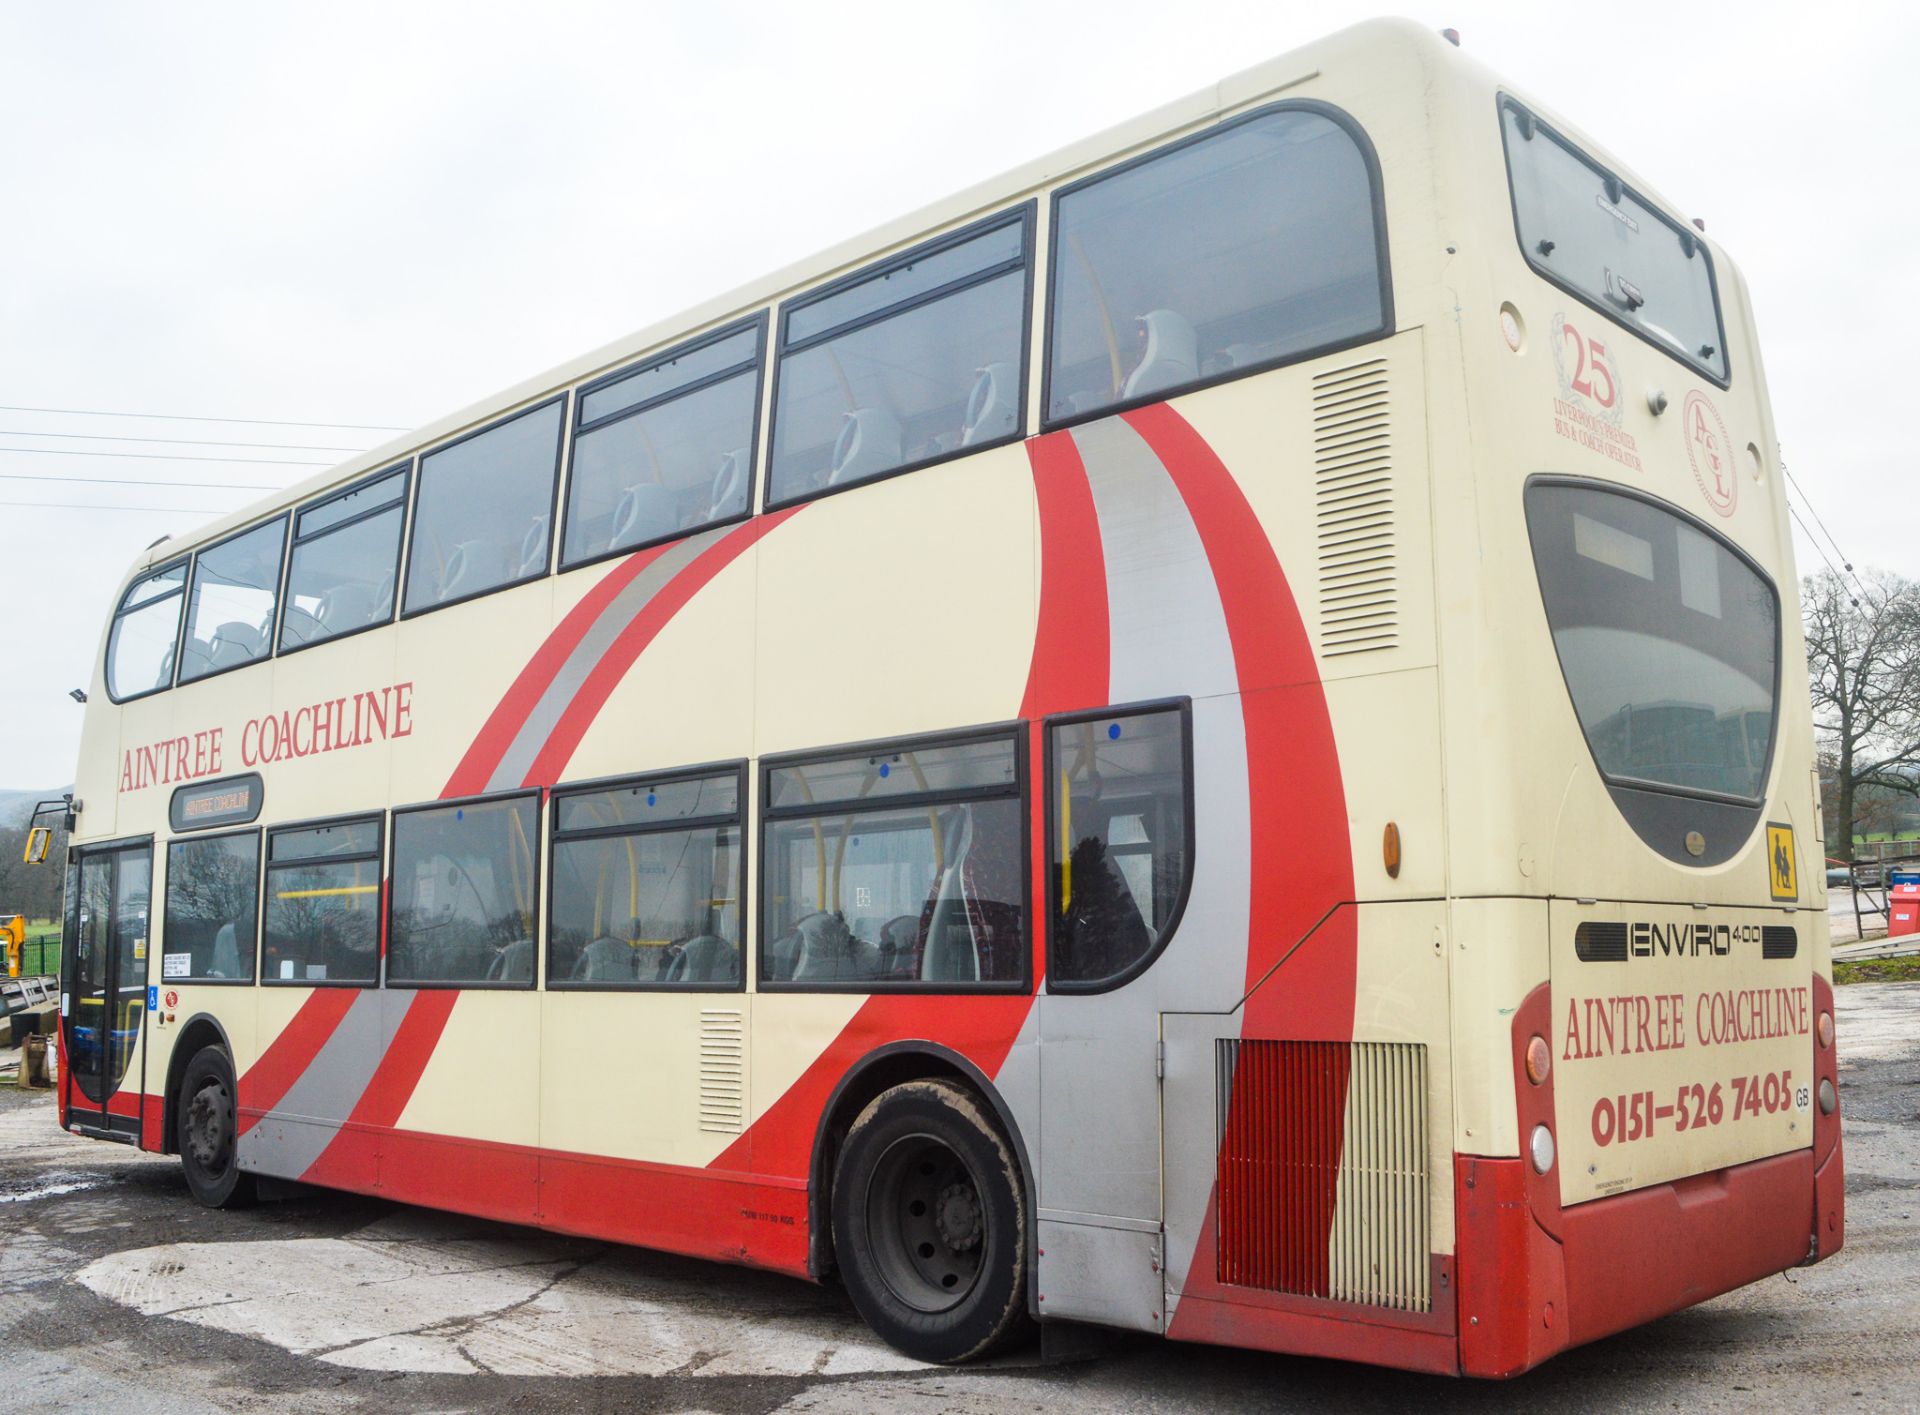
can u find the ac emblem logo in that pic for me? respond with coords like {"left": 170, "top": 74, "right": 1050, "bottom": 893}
{"left": 1683, "top": 390, "right": 1736, "bottom": 517}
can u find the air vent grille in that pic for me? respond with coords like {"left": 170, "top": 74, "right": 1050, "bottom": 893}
{"left": 1313, "top": 358, "right": 1397, "bottom": 657}
{"left": 698, "top": 1008, "right": 745, "bottom": 1134}
{"left": 1761, "top": 926, "right": 1798, "bottom": 960}
{"left": 1215, "top": 1038, "right": 1430, "bottom": 1311}
{"left": 1575, "top": 921, "right": 1629, "bottom": 962}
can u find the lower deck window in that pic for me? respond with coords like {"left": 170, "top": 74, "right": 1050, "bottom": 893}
{"left": 162, "top": 831, "right": 259, "bottom": 981}
{"left": 761, "top": 732, "right": 1026, "bottom": 989}
{"left": 548, "top": 770, "right": 744, "bottom": 988}
{"left": 1047, "top": 706, "right": 1191, "bottom": 990}
{"left": 388, "top": 794, "right": 540, "bottom": 986}
{"left": 263, "top": 818, "right": 381, "bottom": 985}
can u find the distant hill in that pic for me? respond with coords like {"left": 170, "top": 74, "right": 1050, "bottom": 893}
{"left": 0, "top": 787, "right": 71, "bottom": 829}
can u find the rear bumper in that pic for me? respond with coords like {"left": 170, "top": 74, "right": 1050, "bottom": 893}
{"left": 1454, "top": 979, "right": 1843, "bottom": 1378}
{"left": 1455, "top": 1146, "right": 1818, "bottom": 1377}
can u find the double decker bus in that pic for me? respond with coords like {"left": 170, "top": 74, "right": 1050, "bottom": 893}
{"left": 46, "top": 20, "right": 1841, "bottom": 1376}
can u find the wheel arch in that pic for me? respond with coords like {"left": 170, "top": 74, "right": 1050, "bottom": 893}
{"left": 160, "top": 1013, "right": 235, "bottom": 1157}
{"left": 807, "top": 1041, "right": 1038, "bottom": 1315}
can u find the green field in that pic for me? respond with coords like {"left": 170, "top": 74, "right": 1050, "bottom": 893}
{"left": 13, "top": 917, "right": 58, "bottom": 976}
{"left": 1835, "top": 956, "right": 1920, "bottom": 985}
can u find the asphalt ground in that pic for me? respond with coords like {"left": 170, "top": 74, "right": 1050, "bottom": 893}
{"left": 2, "top": 983, "right": 1916, "bottom": 1413}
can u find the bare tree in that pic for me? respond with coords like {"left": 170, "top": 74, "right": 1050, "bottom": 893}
{"left": 1803, "top": 568, "right": 1920, "bottom": 855}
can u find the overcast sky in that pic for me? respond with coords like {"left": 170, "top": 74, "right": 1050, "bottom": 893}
{"left": 1, "top": 1, "right": 1913, "bottom": 789}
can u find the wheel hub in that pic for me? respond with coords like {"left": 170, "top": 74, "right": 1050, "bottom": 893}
{"left": 935, "top": 1182, "right": 981, "bottom": 1251}
{"left": 866, "top": 1133, "right": 988, "bottom": 1314}
{"left": 186, "top": 1081, "right": 229, "bottom": 1169}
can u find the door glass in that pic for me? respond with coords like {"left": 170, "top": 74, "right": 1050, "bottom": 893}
{"left": 109, "top": 853, "right": 151, "bottom": 1092}
{"left": 65, "top": 849, "right": 149, "bottom": 1108}
{"left": 67, "top": 854, "right": 114, "bottom": 1104}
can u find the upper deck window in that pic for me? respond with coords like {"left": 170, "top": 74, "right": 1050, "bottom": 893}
{"left": 768, "top": 209, "right": 1032, "bottom": 506}
{"left": 281, "top": 466, "right": 409, "bottom": 652}
{"left": 105, "top": 559, "right": 188, "bottom": 702}
{"left": 1045, "top": 104, "right": 1390, "bottom": 426}
{"left": 561, "top": 320, "right": 764, "bottom": 570}
{"left": 403, "top": 399, "right": 566, "bottom": 615}
{"left": 1501, "top": 100, "right": 1728, "bottom": 384}
{"left": 1526, "top": 480, "right": 1777, "bottom": 803}
{"left": 177, "top": 516, "right": 287, "bottom": 684}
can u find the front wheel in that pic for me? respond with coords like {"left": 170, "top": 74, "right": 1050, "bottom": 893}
{"left": 177, "top": 1045, "right": 256, "bottom": 1209}
{"left": 830, "top": 1079, "right": 1030, "bottom": 1363}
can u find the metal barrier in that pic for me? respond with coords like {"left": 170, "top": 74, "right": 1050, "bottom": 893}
{"left": 1, "top": 974, "right": 56, "bottom": 1016}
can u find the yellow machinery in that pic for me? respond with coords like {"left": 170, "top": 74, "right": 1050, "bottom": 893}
{"left": 2, "top": 914, "right": 22, "bottom": 979}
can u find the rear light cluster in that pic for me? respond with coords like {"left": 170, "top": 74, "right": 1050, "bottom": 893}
{"left": 1526, "top": 1034, "right": 1554, "bottom": 1173}
{"left": 1817, "top": 1008, "right": 1837, "bottom": 1114}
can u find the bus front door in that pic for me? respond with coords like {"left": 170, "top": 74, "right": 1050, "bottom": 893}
{"left": 63, "top": 842, "right": 151, "bottom": 1140}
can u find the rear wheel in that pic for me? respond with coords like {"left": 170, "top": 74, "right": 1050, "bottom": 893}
{"left": 177, "top": 1045, "right": 255, "bottom": 1209}
{"left": 831, "top": 1079, "right": 1029, "bottom": 1363}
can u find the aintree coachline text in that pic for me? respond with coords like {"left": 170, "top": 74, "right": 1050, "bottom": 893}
{"left": 118, "top": 682, "right": 414, "bottom": 792}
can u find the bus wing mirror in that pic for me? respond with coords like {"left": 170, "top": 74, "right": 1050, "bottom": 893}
{"left": 23, "top": 826, "right": 51, "bottom": 865}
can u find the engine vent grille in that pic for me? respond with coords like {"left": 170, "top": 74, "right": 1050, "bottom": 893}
{"left": 1762, "top": 926, "right": 1799, "bottom": 960}
{"left": 1216, "top": 1039, "right": 1429, "bottom": 1311}
{"left": 698, "top": 1008, "right": 745, "bottom": 1134}
{"left": 1312, "top": 358, "right": 1397, "bottom": 657}
{"left": 1575, "top": 921, "right": 1629, "bottom": 962}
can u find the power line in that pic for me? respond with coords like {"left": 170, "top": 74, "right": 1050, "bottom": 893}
{"left": 0, "top": 499, "right": 244, "bottom": 515}
{"left": 1780, "top": 456, "right": 1869, "bottom": 601}
{"left": 0, "top": 472, "right": 276, "bottom": 491}
{"left": 1787, "top": 502, "right": 1855, "bottom": 602}
{"left": 0, "top": 445, "right": 326, "bottom": 467}
{"left": 0, "top": 403, "right": 407, "bottom": 433}
{"left": 0, "top": 427, "right": 371, "bottom": 453}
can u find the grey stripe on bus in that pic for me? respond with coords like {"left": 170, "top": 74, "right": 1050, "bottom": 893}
{"left": 239, "top": 990, "right": 412, "bottom": 1179}
{"left": 1029, "top": 422, "right": 1252, "bottom": 1297}
{"left": 485, "top": 528, "right": 726, "bottom": 794}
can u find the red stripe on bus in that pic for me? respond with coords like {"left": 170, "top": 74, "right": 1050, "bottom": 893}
{"left": 1019, "top": 428, "right": 1111, "bottom": 718}
{"left": 1125, "top": 403, "right": 1357, "bottom": 1309}
{"left": 441, "top": 537, "right": 686, "bottom": 798}
{"left": 302, "top": 989, "right": 461, "bottom": 1187}
{"left": 234, "top": 987, "right": 359, "bottom": 1136}
{"left": 709, "top": 436, "right": 1111, "bottom": 1182}
{"left": 518, "top": 512, "right": 796, "bottom": 788}
{"left": 1122, "top": 403, "right": 1356, "bottom": 1032}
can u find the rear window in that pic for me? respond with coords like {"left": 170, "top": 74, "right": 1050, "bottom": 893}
{"left": 1502, "top": 100, "right": 1728, "bottom": 384}
{"left": 1526, "top": 481, "right": 1777, "bottom": 801}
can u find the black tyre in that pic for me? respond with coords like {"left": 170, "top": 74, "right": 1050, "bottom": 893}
{"left": 831, "top": 1079, "right": 1030, "bottom": 1363}
{"left": 177, "top": 1045, "right": 256, "bottom": 1209}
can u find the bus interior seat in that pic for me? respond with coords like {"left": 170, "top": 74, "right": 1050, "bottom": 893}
{"left": 877, "top": 914, "right": 921, "bottom": 977}
{"left": 488, "top": 938, "right": 535, "bottom": 982}
{"left": 437, "top": 540, "right": 512, "bottom": 604}
{"left": 666, "top": 933, "right": 737, "bottom": 983}
{"left": 827, "top": 407, "right": 903, "bottom": 486}
{"left": 708, "top": 448, "right": 750, "bottom": 520}
{"left": 1122, "top": 309, "right": 1198, "bottom": 400}
{"left": 280, "top": 603, "right": 324, "bottom": 647}
{"left": 921, "top": 806, "right": 981, "bottom": 983}
{"left": 206, "top": 621, "right": 264, "bottom": 671}
{"left": 572, "top": 936, "right": 637, "bottom": 982}
{"left": 1201, "top": 341, "right": 1266, "bottom": 377}
{"left": 210, "top": 923, "right": 242, "bottom": 978}
{"left": 960, "top": 361, "right": 1019, "bottom": 447}
{"left": 317, "top": 584, "right": 378, "bottom": 630}
{"left": 518, "top": 516, "right": 549, "bottom": 578}
{"left": 791, "top": 911, "right": 879, "bottom": 981}
{"left": 610, "top": 483, "right": 678, "bottom": 551}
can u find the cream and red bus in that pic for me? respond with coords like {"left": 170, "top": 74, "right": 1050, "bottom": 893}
{"left": 47, "top": 20, "right": 1841, "bottom": 1376}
